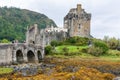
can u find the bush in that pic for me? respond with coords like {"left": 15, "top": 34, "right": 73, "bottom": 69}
{"left": 0, "top": 39, "right": 10, "bottom": 43}
{"left": 103, "top": 36, "right": 119, "bottom": 50}
{"left": 45, "top": 45, "right": 52, "bottom": 55}
{"left": 88, "top": 46, "right": 103, "bottom": 56}
{"left": 88, "top": 40, "right": 109, "bottom": 56}
{"left": 50, "top": 40, "right": 58, "bottom": 47}
{"left": 62, "top": 47, "right": 69, "bottom": 53}
{"left": 108, "top": 50, "right": 120, "bottom": 56}
{"left": 94, "top": 41, "right": 109, "bottom": 53}
{"left": 81, "top": 48, "right": 88, "bottom": 53}
{"left": 65, "top": 37, "right": 90, "bottom": 46}
{"left": 107, "top": 37, "right": 119, "bottom": 49}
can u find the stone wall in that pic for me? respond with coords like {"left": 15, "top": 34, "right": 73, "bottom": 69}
{"left": 0, "top": 44, "right": 13, "bottom": 64}
{"left": 0, "top": 43, "right": 44, "bottom": 65}
{"left": 64, "top": 4, "right": 91, "bottom": 38}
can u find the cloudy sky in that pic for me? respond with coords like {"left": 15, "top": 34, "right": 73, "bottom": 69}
{"left": 0, "top": 0, "right": 120, "bottom": 39}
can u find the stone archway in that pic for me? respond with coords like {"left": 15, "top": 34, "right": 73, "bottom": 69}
{"left": 37, "top": 51, "right": 42, "bottom": 62}
{"left": 27, "top": 50, "right": 35, "bottom": 63}
{"left": 16, "top": 50, "right": 24, "bottom": 63}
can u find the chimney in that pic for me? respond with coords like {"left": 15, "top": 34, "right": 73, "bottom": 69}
{"left": 77, "top": 4, "right": 82, "bottom": 13}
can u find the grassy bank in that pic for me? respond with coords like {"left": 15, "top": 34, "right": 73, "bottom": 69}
{"left": 0, "top": 68, "right": 13, "bottom": 74}
{"left": 47, "top": 45, "right": 120, "bottom": 61}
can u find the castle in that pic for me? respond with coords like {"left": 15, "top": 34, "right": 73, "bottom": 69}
{"left": 64, "top": 4, "right": 91, "bottom": 37}
{"left": 0, "top": 4, "right": 91, "bottom": 65}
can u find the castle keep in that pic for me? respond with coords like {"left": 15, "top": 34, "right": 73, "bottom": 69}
{"left": 0, "top": 4, "right": 91, "bottom": 65}
{"left": 64, "top": 4, "right": 91, "bottom": 37}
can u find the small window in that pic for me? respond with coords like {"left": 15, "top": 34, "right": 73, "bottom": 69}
{"left": 78, "top": 24, "right": 81, "bottom": 29}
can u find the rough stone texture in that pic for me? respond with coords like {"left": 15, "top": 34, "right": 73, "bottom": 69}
{"left": 114, "top": 77, "right": 120, "bottom": 80}
{"left": 0, "top": 43, "right": 44, "bottom": 65}
{"left": 26, "top": 24, "right": 67, "bottom": 47}
{"left": 64, "top": 4, "right": 91, "bottom": 38}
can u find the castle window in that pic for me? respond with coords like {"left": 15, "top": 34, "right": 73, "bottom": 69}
{"left": 78, "top": 24, "right": 81, "bottom": 29}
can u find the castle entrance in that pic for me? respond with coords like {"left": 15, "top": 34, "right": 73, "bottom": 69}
{"left": 37, "top": 51, "right": 42, "bottom": 62}
{"left": 16, "top": 50, "right": 24, "bottom": 63}
{"left": 27, "top": 50, "right": 35, "bottom": 63}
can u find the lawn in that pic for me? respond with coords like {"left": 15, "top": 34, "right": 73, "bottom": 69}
{"left": 0, "top": 68, "right": 13, "bottom": 74}
{"left": 53, "top": 45, "right": 120, "bottom": 61}
{"left": 55, "top": 45, "right": 88, "bottom": 53}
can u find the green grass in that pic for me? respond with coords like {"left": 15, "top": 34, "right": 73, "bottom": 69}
{"left": 55, "top": 45, "right": 88, "bottom": 53}
{"left": 0, "top": 68, "right": 13, "bottom": 74}
{"left": 52, "top": 45, "right": 120, "bottom": 61}
{"left": 99, "top": 50, "right": 120, "bottom": 61}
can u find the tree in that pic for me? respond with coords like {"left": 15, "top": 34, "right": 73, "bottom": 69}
{"left": 0, "top": 39, "right": 10, "bottom": 43}
{"left": 45, "top": 45, "right": 52, "bottom": 55}
{"left": 50, "top": 40, "right": 58, "bottom": 47}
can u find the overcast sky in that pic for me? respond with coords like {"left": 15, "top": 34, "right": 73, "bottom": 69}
{"left": 0, "top": 0, "right": 120, "bottom": 39}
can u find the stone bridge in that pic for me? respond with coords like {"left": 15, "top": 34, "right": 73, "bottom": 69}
{"left": 0, "top": 43, "right": 44, "bottom": 65}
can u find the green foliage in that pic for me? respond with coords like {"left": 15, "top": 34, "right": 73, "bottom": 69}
{"left": 0, "top": 7, "right": 57, "bottom": 41}
{"left": 64, "top": 37, "right": 90, "bottom": 46}
{"left": 50, "top": 40, "right": 58, "bottom": 47}
{"left": 45, "top": 45, "right": 52, "bottom": 55}
{"left": 0, "top": 68, "right": 13, "bottom": 74}
{"left": 103, "top": 36, "right": 120, "bottom": 50}
{"left": 107, "top": 37, "right": 119, "bottom": 49}
{"left": 0, "top": 39, "right": 10, "bottom": 43}
{"left": 88, "top": 40, "right": 109, "bottom": 56}
{"left": 56, "top": 45, "right": 88, "bottom": 53}
{"left": 88, "top": 46, "right": 103, "bottom": 56}
{"left": 94, "top": 40, "right": 109, "bottom": 53}
{"left": 62, "top": 47, "right": 69, "bottom": 53}
{"left": 107, "top": 50, "right": 120, "bottom": 57}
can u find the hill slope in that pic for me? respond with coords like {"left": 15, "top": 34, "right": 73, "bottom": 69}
{"left": 0, "top": 7, "right": 57, "bottom": 41}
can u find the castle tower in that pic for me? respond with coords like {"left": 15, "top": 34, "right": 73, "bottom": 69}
{"left": 26, "top": 24, "right": 39, "bottom": 44}
{"left": 77, "top": 4, "right": 82, "bottom": 13}
{"left": 64, "top": 4, "right": 91, "bottom": 38}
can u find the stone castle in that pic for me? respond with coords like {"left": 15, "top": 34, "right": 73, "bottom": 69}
{"left": 0, "top": 4, "right": 91, "bottom": 65}
{"left": 64, "top": 4, "right": 91, "bottom": 37}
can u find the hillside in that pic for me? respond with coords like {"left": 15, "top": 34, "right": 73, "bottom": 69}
{"left": 0, "top": 7, "right": 57, "bottom": 42}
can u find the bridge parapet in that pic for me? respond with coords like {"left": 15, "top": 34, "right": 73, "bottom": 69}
{"left": 0, "top": 43, "right": 13, "bottom": 49}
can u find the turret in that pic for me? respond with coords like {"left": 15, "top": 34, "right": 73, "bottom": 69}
{"left": 77, "top": 4, "right": 82, "bottom": 13}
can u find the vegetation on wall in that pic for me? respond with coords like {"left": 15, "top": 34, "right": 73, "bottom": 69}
{"left": 0, "top": 7, "right": 57, "bottom": 42}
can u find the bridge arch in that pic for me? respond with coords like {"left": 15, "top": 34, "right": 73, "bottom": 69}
{"left": 27, "top": 50, "right": 35, "bottom": 63}
{"left": 16, "top": 50, "right": 24, "bottom": 63}
{"left": 37, "top": 50, "right": 42, "bottom": 62}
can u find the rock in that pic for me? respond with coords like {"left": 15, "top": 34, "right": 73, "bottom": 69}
{"left": 114, "top": 77, "right": 120, "bottom": 80}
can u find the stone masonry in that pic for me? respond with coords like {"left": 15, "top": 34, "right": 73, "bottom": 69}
{"left": 64, "top": 4, "right": 91, "bottom": 37}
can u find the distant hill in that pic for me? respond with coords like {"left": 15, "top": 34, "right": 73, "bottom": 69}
{"left": 0, "top": 7, "right": 57, "bottom": 42}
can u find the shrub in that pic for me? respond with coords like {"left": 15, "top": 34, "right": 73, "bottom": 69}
{"left": 108, "top": 50, "right": 120, "bottom": 56}
{"left": 45, "top": 45, "right": 52, "bottom": 55}
{"left": 107, "top": 37, "right": 119, "bottom": 49}
{"left": 94, "top": 40, "right": 109, "bottom": 53}
{"left": 50, "top": 40, "right": 58, "bottom": 47}
{"left": 81, "top": 48, "right": 88, "bottom": 53}
{"left": 88, "top": 46, "right": 103, "bottom": 56}
{"left": 103, "top": 36, "right": 119, "bottom": 49}
{"left": 0, "top": 39, "right": 10, "bottom": 43}
{"left": 88, "top": 40, "right": 109, "bottom": 56}
{"left": 62, "top": 47, "right": 69, "bottom": 53}
{"left": 65, "top": 37, "right": 90, "bottom": 46}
